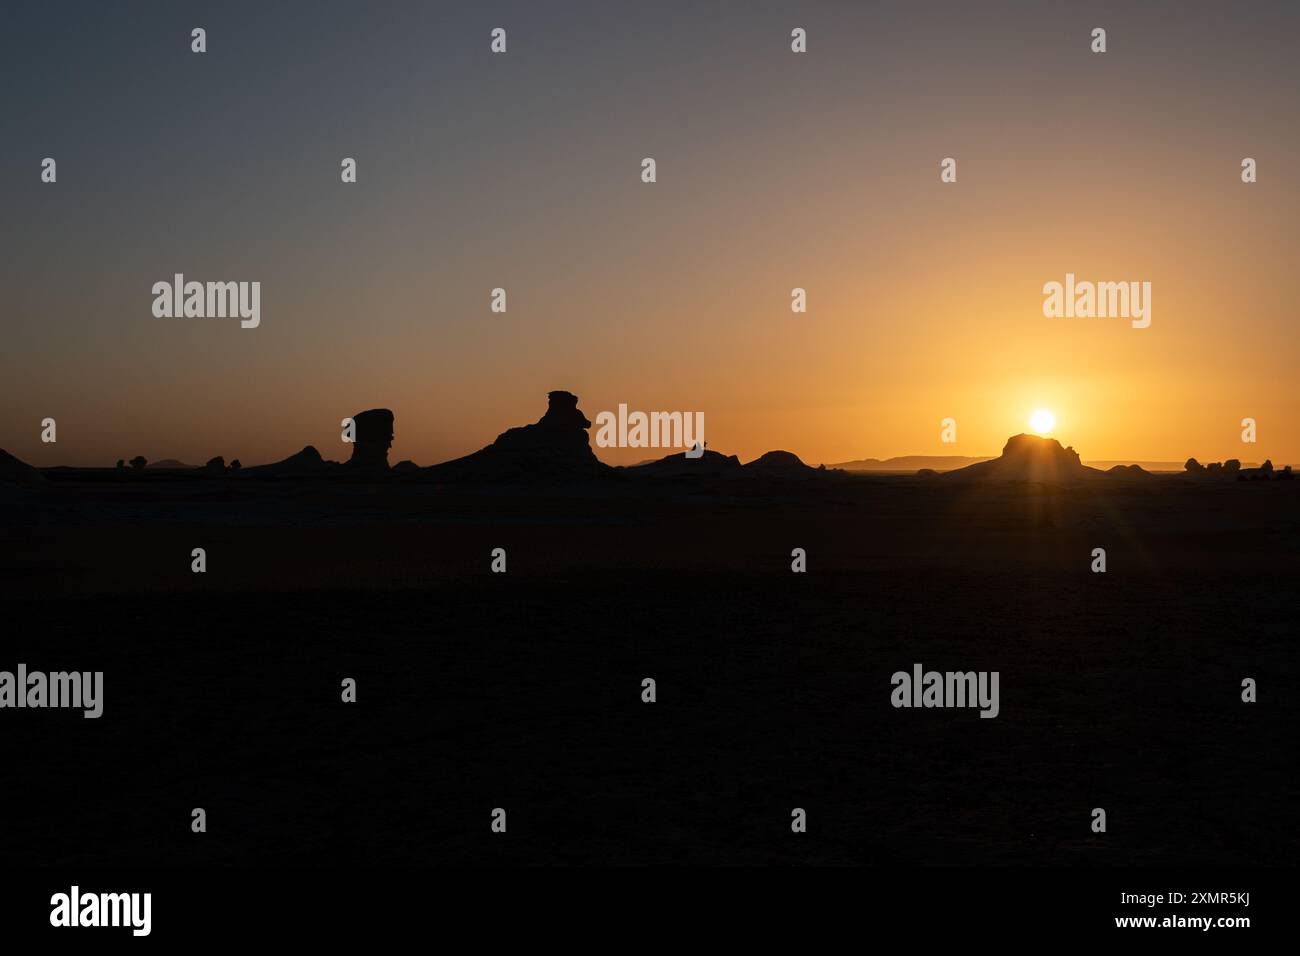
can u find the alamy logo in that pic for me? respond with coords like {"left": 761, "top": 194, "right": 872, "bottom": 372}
{"left": 0, "top": 664, "right": 102, "bottom": 718}
{"left": 594, "top": 404, "right": 705, "bottom": 457}
{"left": 891, "top": 663, "right": 1000, "bottom": 718}
{"left": 152, "top": 274, "right": 261, "bottom": 328}
{"left": 1042, "top": 273, "right": 1150, "bottom": 329}
{"left": 50, "top": 886, "right": 151, "bottom": 936}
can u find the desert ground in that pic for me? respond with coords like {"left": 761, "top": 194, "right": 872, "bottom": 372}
{"left": 2, "top": 468, "right": 1294, "bottom": 866}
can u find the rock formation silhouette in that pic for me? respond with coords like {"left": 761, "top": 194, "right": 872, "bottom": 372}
{"left": 1237, "top": 459, "right": 1290, "bottom": 481}
{"left": 743, "top": 450, "right": 818, "bottom": 478}
{"left": 346, "top": 409, "right": 395, "bottom": 472}
{"left": 941, "top": 434, "right": 1099, "bottom": 482}
{"left": 246, "top": 445, "right": 334, "bottom": 476}
{"left": 0, "top": 449, "right": 44, "bottom": 486}
{"left": 17, "top": 396, "right": 1288, "bottom": 489}
{"left": 630, "top": 447, "right": 742, "bottom": 477}
{"left": 1183, "top": 457, "right": 1277, "bottom": 480}
{"left": 424, "top": 390, "right": 611, "bottom": 481}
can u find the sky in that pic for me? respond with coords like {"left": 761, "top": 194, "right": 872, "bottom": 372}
{"left": 2, "top": 0, "right": 1297, "bottom": 468}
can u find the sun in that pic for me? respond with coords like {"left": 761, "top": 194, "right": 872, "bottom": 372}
{"left": 1029, "top": 409, "right": 1056, "bottom": 435}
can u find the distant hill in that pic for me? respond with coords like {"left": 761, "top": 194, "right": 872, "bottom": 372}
{"left": 827, "top": 455, "right": 993, "bottom": 472}
{"left": 1088, "top": 460, "right": 1231, "bottom": 472}
{"left": 628, "top": 448, "right": 742, "bottom": 477}
{"left": 743, "top": 450, "right": 819, "bottom": 477}
{"left": 629, "top": 448, "right": 821, "bottom": 479}
{"left": 147, "top": 459, "right": 198, "bottom": 470}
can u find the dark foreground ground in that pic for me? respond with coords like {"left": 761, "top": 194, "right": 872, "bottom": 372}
{"left": 1, "top": 472, "right": 1296, "bottom": 866}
